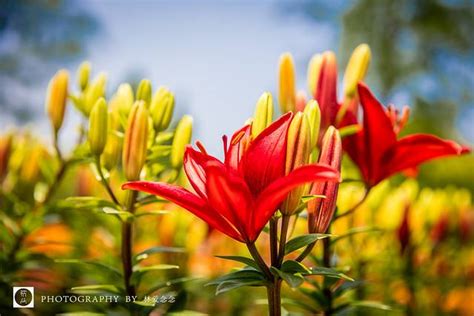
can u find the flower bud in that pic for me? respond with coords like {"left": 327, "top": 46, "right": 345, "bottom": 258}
{"left": 278, "top": 53, "right": 296, "bottom": 113}
{"left": 307, "top": 54, "right": 322, "bottom": 97}
{"left": 343, "top": 43, "right": 371, "bottom": 98}
{"left": 88, "top": 98, "right": 108, "bottom": 156}
{"left": 308, "top": 126, "right": 341, "bottom": 233}
{"left": 150, "top": 87, "right": 175, "bottom": 132}
{"left": 0, "top": 134, "right": 13, "bottom": 180}
{"left": 45, "top": 69, "right": 69, "bottom": 133}
{"left": 170, "top": 115, "right": 193, "bottom": 168}
{"left": 20, "top": 143, "right": 44, "bottom": 183}
{"left": 101, "top": 111, "right": 123, "bottom": 170}
{"left": 251, "top": 92, "right": 273, "bottom": 138}
{"left": 295, "top": 90, "right": 307, "bottom": 112}
{"left": 84, "top": 73, "right": 107, "bottom": 116}
{"left": 397, "top": 206, "right": 411, "bottom": 255}
{"left": 122, "top": 101, "right": 149, "bottom": 180}
{"left": 110, "top": 83, "right": 134, "bottom": 119}
{"left": 281, "top": 112, "right": 311, "bottom": 215}
{"left": 77, "top": 61, "right": 91, "bottom": 91}
{"left": 303, "top": 100, "right": 321, "bottom": 150}
{"left": 315, "top": 51, "right": 338, "bottom": 136}
{"left": 136, "top": 79, "right": 152, "bottom": 107}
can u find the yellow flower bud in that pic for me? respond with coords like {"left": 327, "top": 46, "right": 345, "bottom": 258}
{"left": 101, "top": 111, "right": 123, "bottom": 170}
{"left": 88, "top": 98, "right": 108, "bottom": 156}
{"left": 84, "top": 73, "right": 107, "bottom": 116}
{"left": 252, "top": 92, "right": 273, "bottom": 138}
{"left": 20, "top": 143, "right": 44, "bottom": 183}
{"left": 278, "top": 52, "right": 296, "bottom": 113}
{"left": 77, "top": 61, "right": 91, "bottom": 91}
{"left": 110, "top": 83, "right": 134, "bottom": 119}
{"left": 45, "top": 69, "right": 69, "bottom": 133}
{"left": 281, "top": 112, "right": 311, "bottom": 215}
{"left": 150, "top": 87, "right": 175, "bottom": 132}
{"left": 136, "top": 79, "right": 152, "bottom": 107}
{"left": 307, "top": 54, "right": 322, "bottom": 97}
{"left": 0, "top": 134, "right": 13, "bottom": 180}
{"left": 343, "top": 43, "right": 371, "bottom": 98}
{"left": 122, "top": 101, "right": 149, "bottom": 180}
{"left": 170, "top": 115, "right": 193, "bottom": 168}
{"left": 303, "top": 100, "right": 321, "bottom": 150}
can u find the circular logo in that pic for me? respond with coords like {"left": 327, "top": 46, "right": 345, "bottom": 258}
{"left": 14, "top": 288, "right": 33, "bottom": 306}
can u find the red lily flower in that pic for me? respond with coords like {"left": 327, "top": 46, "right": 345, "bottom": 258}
{"left": 343, "top": 83, "right": 470, "bottom": 187}
{"left": 123, "top": 113, "right": 340, "bottom": 243}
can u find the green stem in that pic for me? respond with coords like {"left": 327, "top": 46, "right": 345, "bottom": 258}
{"left": 269, "top": 217, "right": 278, "bottom": 265}
{"left": 276, "top": 215, "right": 290, "bottom": 266}
{"left": 246, "top": 242, "right": 272, "bottom": 280}
{"left": 95, "top": 156, "right": 120, "bottom": 205}
{"left": 122, "top": 190, "right": 137, "bottom": 298}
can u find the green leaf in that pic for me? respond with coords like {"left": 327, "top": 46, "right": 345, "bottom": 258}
{"left": 304, "top": 267, "right": 354, "bottom": 281}
{"left": 206, "top": 269, "right": 265, "bottom": 286}
{"left": 301, "top": 194, "right": 326, "bottom": 204}
{"left": 215, "top": 255, "right": 260, "bottom": 271}
{"left": 285, "top": 234, "right": 332, "bottom": 255}
{"left": 351, "top": 300, "right": 392, "bottom": 311}
{"left": 134, "top": 246, "right": 185, "bottom": 263}
{"left": 338, "top": 124, "right": 361, "bottom": 138}
{"left": 331, "top": 227, "right": 381, "bottom": 244}
{"left": 144, "top": 277, "right": 199, "bottom": 296}
{"left": 55, "top": 259, "right": 122, "bottom": 278}
{"left": 270, "top": 267, "right": 304, "bottom": 288}
{"left": 281, "top": 260, "right": 311, "bottom": 274}
{"left": 134, "top": 210, "right": 170, "bottom": 218}
{"left": 216, "top": 279, "right": 265, "bottom": 295}
{"left": 70, "top": 284, "right": 123, "bottom": 295}
{"left": 133, "top": 264, "right": 179, "bottom": 273}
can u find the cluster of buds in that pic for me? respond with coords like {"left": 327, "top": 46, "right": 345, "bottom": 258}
{"left": 278, "top": 44, "right": 371, "bottom": 141}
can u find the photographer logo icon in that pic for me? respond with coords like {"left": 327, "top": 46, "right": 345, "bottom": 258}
{"left": 13, "top": 287, "right": 34, "bottom": 308}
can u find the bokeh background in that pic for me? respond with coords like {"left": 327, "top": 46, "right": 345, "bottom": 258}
{"left": 1, "top": 0, "right": 473, "bottom": 190}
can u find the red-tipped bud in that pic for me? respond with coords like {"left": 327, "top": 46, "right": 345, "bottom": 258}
{"left": 307, "top": 126, "right": 342, "bottom": 233}
{"left": 295, "top": 90, "right": 307, "bottom": 112}
{"left": 397, "top": 206, "right": 411, "bottom": 255}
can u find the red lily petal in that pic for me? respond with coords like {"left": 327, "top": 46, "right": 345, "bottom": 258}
{"left": 381, "top": 134, "right": 470, "bottom": 182}
{"left": 253, "top": 164, "right": 339, "bottom": 240}
{"left": 183, "top": 146, "right": 221, "bottom": 199}
{"left": 242, "top": 112, "right": 293, "bottom": 194}
{"left": 224, "top": 124, "right": 251, "bottom": 172}
{"left": 122, "top": 181, "right": 243, "bottom": 242}
{"left": 357, "top": 83, "right": 397, "bottom": 185}
{"left": 315, "top": 53, "right": 339, "bottom": 135}
{"left": 205, "top": 161, "right": 255, "bottom": 242}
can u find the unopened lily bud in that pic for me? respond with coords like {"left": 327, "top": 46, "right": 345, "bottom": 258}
{"left": 252, "top": 92, "right": 273, "bottom": 138}
{"left": 45, "top": 69, "right": 69, "bottom": 133}
{"left": 278, "top": 53, "right": 296, "bottom": 113}
{"left": 150, "top": 87, "right": 175, "bottom": 132}
{"left": 88, "top": 98, "right": 108, "bottom": 156}
{"left": 0, "top": 134, "right": 12, "bottom": 180}
{"left": 281, "top": 112, "right": 311, "bottom": 215}
{"left": 397, "top": 206, "right": 411, "bottom": 255}
{"left": 295, "top": 90, "right": 307, "bottom": 112}
{"left": 122, "top": 101, "right": 149, "bottom": 180}
{"left": 77, "top": 61, "right": 91, "bottom": 91}
{"left": 343, "top": 43, "right": 371, "bottom": 98}
{"left": 308, "top": 126, "right": 341, "bottom": 233}
{"left": 307, "top": 54, "right": 322, "bottom": 97}
{"left": 110, "top": 83, "right": 134, "bottom": 119}
{"left": 136, "top": 79, "right": 152, "bottom": 107}
{"left": 101, "top": 111, "right": 123, "bottom": 170}
{"left": 170, "top": 115, "right": 193, "bottom": 168}
{"left": 84, "top": 73, "right": 107, "bottom": 116}
{"left": 20, "top": 144, "right": 43, "bottom": 183}
{"left": 303, "top": 100, "right": 321, "bottom": 150}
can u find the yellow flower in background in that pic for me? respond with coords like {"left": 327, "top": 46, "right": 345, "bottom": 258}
{"left": 101, "top": 111, "right": 123, "bottom": 171}
{"left": 45, "top": 69, "right": 69, "bottom": 133}
{"left": 170, "top": 115, "right": 193, "bottom": 168}
{"left": 136, "top": 79, "right": 152, "bottom": 107}
{"left": 307, "top": 53, "right": 322, "bottom": 97}
{"left": 343, "top": 43, "right": 371, "bottom": 98}
{"left": 88, "top": 98, "right": 109, "bottom": 156}
{"left": 303, "top": 100, "right": 321, "bottom": 151}
{"left": 150, "top": 87, "right": 175, "bottom": 132}
{"left": 77, "top": 61, "right": 91, "bottom": 91}
{"left": 0, "top": 134, "right": 13, "bottom": 180}
{"left": 110, "top": 83, "right": 134, "bottom": 120}
{"left": 84, "top": 72, "right": 107, "bottom": 116}
{"left": 251, "top": 92, "right": 273, "bottom": 138}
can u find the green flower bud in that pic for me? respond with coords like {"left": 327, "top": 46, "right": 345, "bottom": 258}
{"left": 303, "top": 100, "right": 321, "bottom": 150}
{"left": 84, "top": 73, "right": 107, "bottom": 116}
{"left": 170, "top": 115, "right": 193, "bottom": 168}
{"left": 88, "top": 98, "right": 108, "bottom": 156}
{"left": 252, "top": 92, "right": 273, "bottom": 138}
{"left": 343, "top": 43, "right": 371, "bottom": 98}
{"left": 150, "top": 87, "right": 175, "bottom": 132}
{"left": 77, "top": 61, "right": 91, "bottom": 91}
{"left": 136, "top": 79, "right": 152, "bottom": 107}
{"left": 122, "top": 101, "right": 149, "bottom": 180}
{"left": 101, "top": 111, "right": 123, "bottom": 170}
{"left": 110, "top": 83, "right": 134, "bottom": 119}
{"left": 45, "top": 69, "right": 69, "bottom": 133}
